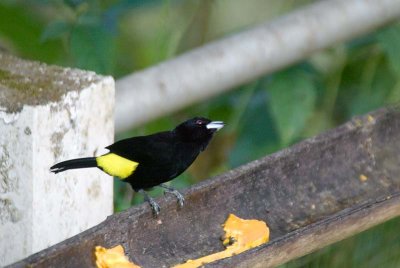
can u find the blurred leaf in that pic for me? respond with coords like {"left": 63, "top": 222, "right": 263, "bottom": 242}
{"left": 386, "top": 80, "right": 400, "bottom": 104}
{"left": 190, "top": 85, "right": 244, "bottom": 127}
{"left": 349, "top": 90, "right": 387, "bottom": 116}
{"left": 64, "top": 0, "right": 87, "bottom": 9}
{"left": 338, "top": 44, "right": 394, "bottom": 117}
{"left": 267, "top": 68, "right": 317, "bottom": 146}
{"left": 69, "top": 23, "right": 115, "bottom": 74}
{"left": 377, "top": 24, "right": 400, "bottom": 76}
{"left": 103, "top": 0, "right": 162, "bottom": 36}
{"left": 176, "top": 0, "right": 212, "bottom": 52}
{"left": 229, "top": 88, "right": 279, "bottom": 167}
{"left": 41, "top": 20, "right": 70, "bottom": 42}
{"left": 0, "top": 3, "right": 63, "bottom": 62}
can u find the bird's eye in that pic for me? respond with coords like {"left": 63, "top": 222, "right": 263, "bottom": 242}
{"left": 195, "top": 119, "right": 204, "bottom": 125}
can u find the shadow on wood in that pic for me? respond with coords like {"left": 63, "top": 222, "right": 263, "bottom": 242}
{"left": 9, "top": 108, "right": 400, "bottom": 268}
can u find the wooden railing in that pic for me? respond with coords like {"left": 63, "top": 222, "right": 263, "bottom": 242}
{"left": 8, "top": 108, "right": 400, "bottom": 267}
{"left": 2, "top": 0, "right": 400, "bottom": 266}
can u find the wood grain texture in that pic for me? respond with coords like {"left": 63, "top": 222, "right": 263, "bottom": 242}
{"left": 9, "top": 108, "right": 400, "bottom": 268}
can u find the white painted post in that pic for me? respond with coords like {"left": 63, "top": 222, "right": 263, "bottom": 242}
{"left": 0, "top": 53, "right": 114, "bottom": 266}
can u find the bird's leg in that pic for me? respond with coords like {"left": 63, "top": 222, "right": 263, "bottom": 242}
{"left": 138, "top": 189, "right": 161, "bottom": 217}
{"left": 158, "top": 183, "right": 185, "bottom": 208}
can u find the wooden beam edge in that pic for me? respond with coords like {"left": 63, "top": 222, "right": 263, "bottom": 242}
{"left": 8, "top": 108, "right": 400, "bottom": 267}
{"left": 208, "top": 193, "right": 400, "bottom": 267}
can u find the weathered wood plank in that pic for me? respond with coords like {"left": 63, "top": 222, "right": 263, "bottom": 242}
{"left": 209, "top": 193, "right": 400, "bottom": 267}
{"left": 9, "top": 108, "right": 400, "bottom": 267}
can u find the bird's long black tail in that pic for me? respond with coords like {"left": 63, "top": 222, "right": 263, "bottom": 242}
{"left": 50, "top": 157, "right": 97, "bottom": 173}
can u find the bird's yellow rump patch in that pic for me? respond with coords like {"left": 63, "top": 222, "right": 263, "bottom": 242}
{"left": 96, "top": 153, "right": 138, "bottom": 179}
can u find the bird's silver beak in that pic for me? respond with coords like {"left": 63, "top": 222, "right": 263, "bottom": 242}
{"left": 206, "top": 121, "right": 225, "bottom": 131}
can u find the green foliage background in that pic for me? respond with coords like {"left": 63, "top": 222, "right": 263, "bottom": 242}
{"left": 1, "top": 0, "right": 399, "bottom": 267}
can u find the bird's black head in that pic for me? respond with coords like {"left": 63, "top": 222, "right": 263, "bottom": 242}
{"left": 174, "top": 117, "right": 224, "bottom": 144}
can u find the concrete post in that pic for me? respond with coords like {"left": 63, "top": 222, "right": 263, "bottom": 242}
{"left": 0, "top": 53, "right": 114, "bottom": 266}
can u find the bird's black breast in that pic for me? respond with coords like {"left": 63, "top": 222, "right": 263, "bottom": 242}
{"left": 106, "top": 131, "right": 203, "bottom": 189}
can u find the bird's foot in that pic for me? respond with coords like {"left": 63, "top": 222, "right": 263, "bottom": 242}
{"left": 159, "top": 184, "right": 185, "bottom": 208}
{"left": 148, "top": 198, "right": 161, "bottom": 217}
{"left": 138, "top": 189, "right": 161, "bottom": 217}
{"left": 166, "top": 189, "right": 185, "bottom": 208}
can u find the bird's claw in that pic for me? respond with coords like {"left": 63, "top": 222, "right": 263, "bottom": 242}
{"left": 138, "top": 189, "right": 161, "bottom": 217}
{"left": 174, "top": 191, "right": 185, "bottom": 208}
{"left": 163, "top": 189, "right": 185, "bottom": 208}
{"left": 148, "top": 199, "right": 161, "bottom": 217}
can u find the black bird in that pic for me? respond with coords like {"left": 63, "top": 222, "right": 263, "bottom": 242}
{"left": 50, "top": 117, "right": 224, "bottom": 215}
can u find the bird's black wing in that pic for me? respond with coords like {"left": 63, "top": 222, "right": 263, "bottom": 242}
{"left": 105, "top": 131, "right": 175, "bottom": 164}
{"left": 106, "top": 131, "right": 185, "bottom": 183}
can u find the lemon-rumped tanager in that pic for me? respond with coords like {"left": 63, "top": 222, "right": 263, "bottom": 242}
{"left": 50, "top": 117, "right": 224, "bottom": 216}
